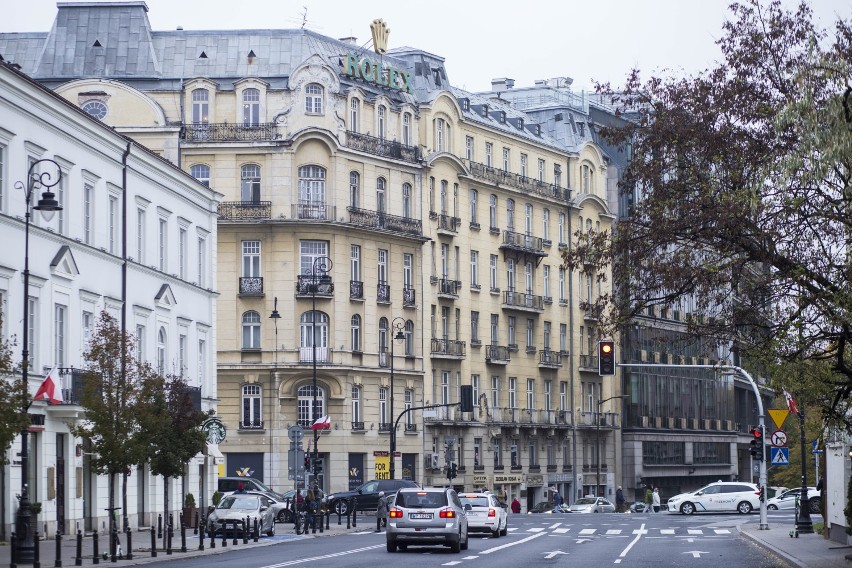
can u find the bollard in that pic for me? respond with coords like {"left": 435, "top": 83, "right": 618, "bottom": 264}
{"left": 54, "top": 529, "right": 62, "bottom": 568}
{"left": 194, "top": 511, "right": 199, "bottom": 536}
{"left": 319, "top": 509, "right": 324, "bottom": 533}
{"left": 180, "top": 514, "right": 187, "bottom": 553}
{"left": 150, "top": 526, "right": 156, "bottom": 558}
{"left": 75, "top": 529, "right": 82, "bottom": 566}
{"left": 157, "top": 514, "right": 162, "bottom": 539}
{"left": 337, "top": 504, "right": 342, "bottom": 526}
{"left": 242, "top": 518, "right": 248, "bottom": 544}
{"left": 165, "top": 517, "right": 172, "bottom": 555}
{"left": 209, "top": 519, "right": 216, "bottom": 549}
{"left": 352, "top": 498, "right": 357, "bottom": 528}
{"left": 311, "top": 511, "right": 317, "bottom": 534}
{"left": 346, "top": 507, "right": 351, "bottom": 530}
{"left": 198, "top": 515, "right": 205, "bottom": 551}
{"left": 221, "top": 521, "right": 227, "bottom": 548}
{"left": 125, "top": 527, "right": 133, "bottom": 560}
{"left": 326, "top": 509, "right": 330, "bottom": 531}
{"left": 92, "top": 530, "right": 99, "bottom": 565}
{"left": 253, "top": 518, "right": 259, "bottom": 543}
{"left": 232, "top": 519, "right": 238, "bottom": 546}
{"left": 33, "top": 530, "right": 40, "bottom": 568}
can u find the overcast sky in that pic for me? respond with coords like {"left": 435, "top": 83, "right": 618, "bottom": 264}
{"left": 3, "top": 0, "right": 846, "bottom": 92}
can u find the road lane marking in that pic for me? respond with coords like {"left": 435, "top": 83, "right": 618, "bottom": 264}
{"left": 614, "top": 522, "right": 646, "bottom": 564}
{"left": 480, "top": 531, "right": 546, "bottom": 554}
{"left": 548, "top": 523, "right": 562, "bottom": 529}
{"left": 579, "top": 529, "right": 596, "bottom": 535}
{"left": 553, "top": 528, "right": 570, "bottom": 534}
{"left": 527, "top": 527, "right": 545, "bottom": 532}
{"left": 606, "top": 530, "right": 622, "bottom": 535}
{"left": 543, "top": 550, "right": 569, "bottom": 559}
{"left": 688, "top": 529, "right": 702, "bottom": 534}
{"left": 259, "top": 544, "right": 385, "bottom": 567}
{"left": 660, "top": 529, "right": 675, "bottom": 534}
{"left": 462, "top": 556, "right": 478, "bottom": 560}
{"left": 507, "top": 527, "right": 519, "bottom": 532}
{"left": 684, "top": 551, "right": 709, "bottom": 558}
{"left": 714, "top": 529, "right": 731, "bottom": 534}
{"left": 631, "top": 528, "right": 648, "bottom": 535}
{"left": 442, "top": 562, "right": 462, "bottom": 566}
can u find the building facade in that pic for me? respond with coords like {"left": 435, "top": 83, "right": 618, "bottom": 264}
{"left": 0, "top": 61, "right": 219, "bottom": 537}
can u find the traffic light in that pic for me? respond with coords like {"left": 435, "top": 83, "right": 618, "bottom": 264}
{"left": 304, "top": 454, "right": 311, "bottom": 472}
{"left": 598, "top": 340, "right": 616, "bottom": 376}
{"left": 757, "top": 486, "right": 765, "bottom": 502}
{"left": 749, "top": 428, "right": 763, "bottom": 461}
{"left": 447, "top": 463, "right": 457, "bottom": 480}
{"left": 313, "top": 459, "right": 323, "bottom": 475}
{"left": 460, "top": 385, "right": 474, "bottom": 413}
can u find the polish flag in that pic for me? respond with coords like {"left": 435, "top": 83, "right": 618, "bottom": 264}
{"left": 783, "top": 389, "right": 799, "bottom": 416}
{"left": 311, "top": 415, "right": 331, "bottom": 430}
{"left": 33, "top": 367, "right": 64, "bottom": 405}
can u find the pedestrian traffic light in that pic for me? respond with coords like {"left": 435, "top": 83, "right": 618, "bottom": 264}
{"left": 749, "top": 428, "right": 763, "bottom": 461}
{"left": 598, "top": 340, "right": 616, "bottom": 376}
{"left": 447, "top": 463, "right": 457, "bottom": 480}
{"left": 304, "top": 454, "right": 311, "bottom": 472}
{"left": 313, "top": 459, "right": 323, "bottom": 475}
{"left": 757, "top": 486, "right": 765, "bottom": 502}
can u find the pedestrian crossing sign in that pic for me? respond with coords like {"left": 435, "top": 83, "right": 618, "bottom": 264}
{"left": 770, "top": 447, "right": 790, "bottom": 465}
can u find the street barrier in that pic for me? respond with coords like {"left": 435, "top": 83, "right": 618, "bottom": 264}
{"left": 75, "top": 529, "right": 82, "bottom": 566}
{"left": 149, "top": 527, "right": 156, "bottom": 557}
{"left": 92, "top": 530, "right": 99, "bottom": 565}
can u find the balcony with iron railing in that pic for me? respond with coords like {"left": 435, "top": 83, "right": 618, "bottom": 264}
{"left": 346, "top": 131, "right": 421, "bottom": 163}
{"left": 239, "top": 276, "right": 263, "bottom": 296}
{"left": 485, "top": 344, "right": 510, "bottom": 364}
{"left": 350, "top": 280, "right": 364, "bottom": 300}
{"left": 487, "top": 407, "right": 571, "bottom": 427}
{"left": 218, "top": 201, "right": 272, "bottom": 220}
{"left": 56, "top": 368, "right": 96, "bottom": 405}
{"left": 182, "top": 122, "right": 279, "bottom": 142}
{"left": 377, "top": 283, "right": 390, "bottom": 303}
{"left": 298, "top": 347, "right": 333, "bottom": 364}
{"left": 404, "top": 423, "right": 417, "bottom": 433}
{"left": 436, "top": 278, "right": 460, "bottom": 299}
{"left": 352, "top": 421, "right": 365, "bottom": 432}
{"left": 403, "top": 287, "right": 416, "bottom": 307}
{"left": 378, "top": 422, "right": 393, "bottom": 432}
{"left": 293, "top": 202, "right": 335, "bottom": 221}
{"left": 295, "top": 275, "right": 334, "bottom": 298}
{"left": 578, "top": 412, "right": 620, "bottom": 429}
{"left": 500, "top": 230, "right": 546, "bottom": 256}
{"left": 347, "top": 206, "right": 423, "bottom": 237}
{"left": 502, "top": 290, "right": 544, "bottom": 312}
{"left": 466, "top": 161, "right": 571, "bottom": 202}
{"left": 430, "top": 338, "right": 466, "bottom": 359}
{"left": 435, "top": 213, "right": 461, "bottom": 235}
{"left": 578, "top": 354, "right": 599, "bottom": 372}
{"left": 238, "top": 419, "right": 264, "bottom": 431}
{"left": 538, "top": 349, "right": 562, "bottom": 368}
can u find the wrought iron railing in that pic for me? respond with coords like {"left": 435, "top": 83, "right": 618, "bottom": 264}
{"left": 350, "top": 280, "right": 364, "bottom": 300}
{"left": 430, "top": 338, "right": 466, "bottom": 357}
{"left": 402, "top": 287, "right": 416, "bottom": 307}
{"left": 437, "top": 278, "right": 460, "bottom": 297}
{"left": 503, "top": 290, "right": 544, "bottom": 311}
{"left": 294, "top": 202, "right": 334, "bottom": 220}
{"left": 347, "top": 206, "right": 422, "bottom": 236}
{"left": 579, "top": 354, "right": 599, "bottom": 370}
{"left": 218, "top": 201, "right": 271, "bottom": 220}
{"left": 539, "top": 349, "right": 562, "bottom": 366}
{"left": 436, "top": 214, "right": 461, "bottom": 233}
{"left": 485, "top": 345, "right": 510, "bottom": 363}
{"left": 467, "top": 160, "right": 570, "bottom": 201}
{"left": 239, "top": 277, "right": 263, "bottom": 295}
{"left": 377, "top": 283, "right": 390, "bottom": 303}
{"left": 378, "top": 422, "right": 392, "bottom": 432}
{"left": 239, "top": 420, "right": 264, "bottom": 430}
{"left": 346, "top": 131, "right": 420, "bottom": 163}
{"left": 501, "top": 230, "right": 546, "bottom": 254}
{"left": 296, "top": 275, "right": 334, "bottom": 297}
{"left": 182, "top": 122, "right": 279, "bottom": 142}
{"left": 298, "top": 347, "right": 332, "bottom": 363}
{"left": 352, "top": 421, "right": 365, "bottom": 431}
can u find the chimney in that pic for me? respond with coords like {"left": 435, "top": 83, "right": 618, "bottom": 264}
{"left": 339, "top": 36, "right": 358, "bottom": 46}
{"left": 491, "top": 78, "right": 515, "bottom": 93}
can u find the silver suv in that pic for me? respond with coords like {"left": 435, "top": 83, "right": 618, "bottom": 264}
{"left": 386, "top": 487, "right": 469, "bottom": 553}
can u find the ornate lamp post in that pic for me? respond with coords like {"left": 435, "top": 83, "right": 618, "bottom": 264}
{"left": 596, "top": 394, "right": 628, "bottom": 498}
{"left": 388, "top": 317, "right": 406, "bottom": 480}
{"left": 14, "top": 158, "right": 63, "bottom": 563}
{"left": 308, "top": 257, "right": 332, "bottom": 487}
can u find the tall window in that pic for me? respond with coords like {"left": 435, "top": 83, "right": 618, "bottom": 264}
{"left": 242, "top": 384, "right": 262, "bottom": 428}
{"left": 560, "top": 324, "right": 567, "bottom": 353}
{"left": 441, "top": 372, "right": 450, "bottom": 406}
{"left": 471, "top": 311, "right": 479, "bottom": 343}
{"left": 56, "top": 171, "right": 66, "bottom": 233}
{"left": 525, "top": 203, "right": 533, "bottom": 235}
{"left": 502, "top": 147, "right": 509, "bottom": 172}
{"left": 520, "top": 153, "right": 528, "bottom": 177}
{"left": 379, "top": 387, "right": 388, "bottom": 425}
{"left": 470, "top": 251, "right": 479, "bottom": 287}
{"left": 491, "top": 376, "right": 500, "bottom": 408}
{"left": 490, "top": 314, "right": 499, "bottom": 346}
{"left": 543, "top": 321, "right": 551, "bottom": 349}
{"left": 403, "top": 253, "right": 413, "bottom": 291}
{"left": 510, "top": 439, "right": 518, "bottom": 466}
{"left": 465, "top": 136, "right": 473, "bottom": 161}
{"left": 297, "top": 384, "right": 325, "bottom": 426}
{"left": 82, "top": 310, "right": 93, "bottom": 352}
{"left": 242, "top": 241, "right": 261, "bottom": 277}
{"left": 242, "top": 311, "right": 261, "bottom": 349}
{"left": 493, "top": 438, "right": 502, "bottom": 467}
{"left": 351, "top": 245, "right": 361, "bottom": 282}
{"left": 27, "top": 297, "right": 37, "bottom": 368}
{"left": 351, "top": 314, "right": 362, "bottom": 352}
{"left": 379, "top": 317, "right": 388, "bottom": 353}
{"left": 554, "top": 164, "right": 562, "bottom": 187}
{"left": 405, "top": 320, "right": 415, "bottom": 356}
{"left": 157, "top": 327, "right": 167, "bottom": 374}
{"left": 469, "top": 189, "right": 478, "bottom": 224}
{"left": 377, "top": 106, "right": 387, "bottom": 139}
{"left": 508, "top": 316, "right": 516, "bottom": 347}
{"left": 524, "top": 262, "right": 533, "bottom": 293}
{"left": 402, "top": 113, "right": 411, "bottom": 145}
{"left": 543, "top": 209, "right": 550, "bottom": 241}
{"left": 472, "top": 375, "right": 480, "bottom": 406}
{"left": 198, "top": 236, "right": 207, "bottom": 288}
{"left": 242, "top": 88, "right": 260, "bottom": 126}
{"left": 404, "top": 389, "right": 413, "bottom": 427}
{"left": 560, "top": 381, "right": 568, "bottom": 411}
{"left": 506, "top": 259, "right": 515, "bottom": 292}
{"left": 436, "top": 118, "right": 445, "bottom": 151}
{"left": 83, "top": 184, "right": 93, "bottom": 244}
{"left": 526, "top": 319, "right": 534, "bottom": 349}
{"left": 191, "top": 89, "right": 209, "bottom": 124}
{"left": 158, "top": 218, "right": 167, "bottom": 271}
{"left": 54, "top": 304, "right": 66, "bottom": 367}
{"left": 305, "top": 83, "right": 323, "bottom": 114}
{"left": 198, "top": 338, "right": 207, "bottom": 386}
{"left": 300, "top": 240, "right": 328, "bottom": 276}
{"left": 109, "top": 195, "right": 119, "bottom": 254}
{"left": 136, "top": 207, "right": 146, "bottom": 262}
{"left": 190, "top": 164, "right": 210, "bottom": 187}
{"left": 241, "top": 164, "right": 261, "bottom": 202}
{"left": 178, "top": 333, "right": 187, "bottom": 376}
{"left": 538, "top": 158, "right": 545, "bottom": 181}
{"left": 135, "top": 324, "right": 145, "bottom": 363}
{"left": 489, "top": 255, "right": 498, "bottom": 291}
{"left": 559, "top": 268, "right": 566, "bottom": 301}
{"left": 489, "top": 195, "right": 497, "bottom": 229}
{"left": 544, "top": 380, "right": 552, "bottom": 410}
{"left": 299, "top": 311, "right": 329, "bottom": 361}
{"left": 558, "top": 212, "right": 566, "bottom": 244}
{"left": 178, "top": 227, "right": 187, "bottom": 279}
{"left": 350, "top": 98, "right": 360, "bottom": 132}
{"left": 298, "top": 165, "right": 326, "bottom": 211}
{"left": 352, "top": 386, "right": 362, "bottom": 423}
{"left": 485, "top": 142, "right": 493, "bottom": 167}
{"left": 581, "top": 163, "right": 592, "bottom": 193}
{"left": 526, "top": 378, "right": 535, "bottom": 409}
{"left": 506, "top": 199, "right": 515, "bottom": 231}
{"left": 402, "top": 183, "right": 412, "bottom": 218}
{"left": 543, "top": 265, "right": 551, "bottom": 299}
{"left": 376, "top": 178, "right": 386, "bottom": 213}
{"left": 349, "top": 171, "right": 360, "bottom": 208}
{"left": 377, "top": 249, "right": 388, "bottom": 284}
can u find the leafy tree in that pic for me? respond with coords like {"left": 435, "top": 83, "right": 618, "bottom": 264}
{"left": 0, "top": 314, "right": 29, "bottom": 466}
{"left": 71, "top": 311, "right": 141, "bottom": 548}
{"left": 569, "top": 0, "right": 852, "bottom": 421}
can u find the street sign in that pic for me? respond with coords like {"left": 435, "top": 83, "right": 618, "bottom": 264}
{"left": 770, "top": 430, "right": 788, "bottom": 447}
{"left": 770, "top": 447, "right": 790, "bottom": 465}
{"left": 288, "top": 425, "right": 304, "bottom": 441}
{"left": 768, "top": 409, "right": 790, "bottom": 429}
{"left": 811, "top": 440, "right": 824, "bottom": 454}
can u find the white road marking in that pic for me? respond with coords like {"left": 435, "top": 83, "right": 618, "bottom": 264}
{"left": 684, "top": 550, "right": 709, "bottom": 558}
{"left": 480, "top": 532, "right": 546, "bottom": 554}
{"left": 631, "top": 528, "right": 648, "bottom": 535}
{"left": 442, "top": 562, "right": 462, "bottom": 566}
{"left": 660, "top": 529, "right": 675, "bottom": 534}
{"left": 507, "top": 527, "right": 519, "bottom": 532}
{"left": 462, "top": 556, "right": 478, "bottom": 560}
{"left": 553, "top": 528, "right": 570, "bottom": 534}
{"left": 527, "top": 527, "right": 545, "bottom": 532}
{"left": 579, "top": 529, "right": 596, "bottom": 535}
{"left": 615, "top": 523, "right": 646, "bottom": 564}
{"left": 259, "top": 544, "right": 385, "bottom": 567}
{"left": 575, "top": 538, "right": 592, "bottom": 544}
{"left": 543, "top": 550, "right": 569, "bottom": 559}
{"left": 688, "top": 529, "right": 702, "bottom": 535}
{"left": 606, "top": 529, "right": 622, "bottom": 535}
{"left": 714, "top": 529, "right": 731, "bottom": 534}
{"left": 548, "top": 523, "right": 562, "bottom": 530}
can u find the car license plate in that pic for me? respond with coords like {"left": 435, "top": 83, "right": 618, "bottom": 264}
{"left": 409, "top": 513, "right": 433, "bottom": 520}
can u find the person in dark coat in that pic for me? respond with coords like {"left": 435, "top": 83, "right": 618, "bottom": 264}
{"left": 376, "top": 491, "right": 388, "bottom": 532}
{"left": 615, "top": 486, "right": 626, "bottom": 513}
{"left": 511, "top": 498, "right": 521, "bottom": 514}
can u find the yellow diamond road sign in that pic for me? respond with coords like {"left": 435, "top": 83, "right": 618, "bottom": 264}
{"left": 768, "top": 408, "right": 790, "bottom": 430}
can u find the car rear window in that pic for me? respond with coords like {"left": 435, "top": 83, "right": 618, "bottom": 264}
{"left": 397, "top": 492, "right": 448, "bottom": 508}
{"left": 460, "top": 496, "right": 489, "bottom": 507}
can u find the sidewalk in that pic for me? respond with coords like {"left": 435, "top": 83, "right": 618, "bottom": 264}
{"left": 740, "top": 522, "right": 852, "bottom": 568}
{"left": 0, "top": 515, "right": 361, "bottom": 566}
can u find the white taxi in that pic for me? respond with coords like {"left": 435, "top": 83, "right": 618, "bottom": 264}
{"left": 458, "top": 492, "right": 508, "bottom": 537}
{"left": 667, "top": 481, "right": 760, "bottom": 515}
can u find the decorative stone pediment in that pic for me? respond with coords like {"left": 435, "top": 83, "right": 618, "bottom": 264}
{"left": 50, "top": 246, "right": 80, "bottom": 280}
{"left": 154, "top": 283, "right": 176, "bottom": 309}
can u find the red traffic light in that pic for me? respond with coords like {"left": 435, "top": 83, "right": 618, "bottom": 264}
{"left": 750, "top": 428, "right": 762, "bottom": 439}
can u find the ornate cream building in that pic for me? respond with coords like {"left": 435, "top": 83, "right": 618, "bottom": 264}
{"left": 1, "top": 1, "right": 616, "bottom": 510}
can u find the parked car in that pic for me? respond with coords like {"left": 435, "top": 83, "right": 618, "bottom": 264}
{"left": 206, "top": 493, "right": 276, "bottom": 537}
{"left": 326, "top": 479, "right": 419, "bottom": 515}
{"left": 459, "top": 492, "right": 508, "bottom": 537}
{"left": 630, "top": 501, "right": 650, "bottom": 513}
{"left": 217, "top": 477, "right": 284, "bottom": 500}
{"left": 242, "top": 491, "right": 298, "bottom": 523}
{"left": 568, "top": 497, "right": 616, "bottom": 513}
{"left": 667, "top": 482, "right": 760, "bottom": 515}
{"left": 766, "top": 487, "right": 821, "bottom": 512}
{"left": 528, "top": 501, "right": 560, "bottom": 514}
{"left": 386, "top": 487, "right": 469, "bottom": 553}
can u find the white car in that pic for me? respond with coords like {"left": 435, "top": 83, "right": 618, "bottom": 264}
{"left": 458, "top": 492, "right": 508, "bottom": 537}
{"left": 767, "top": 487, "right": 821, "bottom": 512}
{"left": 568, "top": 497, "right": 616, "bottom": 513}
{"left": 667, "top": 482, "right": 760, "bottom": 515}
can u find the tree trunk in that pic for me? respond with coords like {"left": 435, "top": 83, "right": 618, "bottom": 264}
{"left": 108, "top": 472, "right": 116, "bottom": 557}
{"left": 163, "top": 474, "right": 169, "bottom": 550}
{"left": 122, "top": 471, "right": 128, "bottom": 531}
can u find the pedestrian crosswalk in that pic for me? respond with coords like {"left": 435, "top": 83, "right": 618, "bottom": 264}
{"left": 503, "top": 526, "right": 732, "bottom": 537}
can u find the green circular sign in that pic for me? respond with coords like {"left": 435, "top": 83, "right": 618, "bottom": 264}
{"left": 203, "top": 417, "right": 226, "bottom": 444}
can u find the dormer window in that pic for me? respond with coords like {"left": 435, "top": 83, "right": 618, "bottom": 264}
{"left": 460, "top": 98, "right": 470, "bottom": 111}
{"left": 482, "top": 104, "right": 489, "bottom": 117}
{"left": 518, "top": 118, "right": 524, "bottom": 130}
{"left": 499, "top": 111, "right": 506, "bottom": 124}
{"left": 535, "top": 125, "right": 542, "bottom": 136}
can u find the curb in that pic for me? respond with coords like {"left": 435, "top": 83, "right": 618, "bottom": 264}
{"left": 737, "top": 525, "right": 806, "bottom": 568}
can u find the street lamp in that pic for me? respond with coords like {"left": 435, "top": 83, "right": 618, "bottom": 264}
{"left": 596, "top": 394, "right": 628, "bottom": 498}
{"left": 388, "top": 317, "right": 406, "bottom": 480}
{"left": 269, "top": 297, "right": 281, "bottom": 485}
{"left": 307, "top": 257, "right": 332, "bottom": 488}
{"left": 13, "top": 158, "right": 63, "bottom": 563}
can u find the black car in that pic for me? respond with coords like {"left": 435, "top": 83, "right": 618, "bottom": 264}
{"left": 327, "top": 479, "right": 419, "bottom": 515}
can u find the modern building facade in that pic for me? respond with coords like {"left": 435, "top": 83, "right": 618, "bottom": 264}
{"left": 0, "top": 61, "right": 220, "bottom": 538}
{"left": 0, "top": 1, "right": 622, "bottom": 510}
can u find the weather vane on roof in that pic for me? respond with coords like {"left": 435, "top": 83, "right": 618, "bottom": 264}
{"left": 370, "top": 19, "right": 389, "bottom": 54}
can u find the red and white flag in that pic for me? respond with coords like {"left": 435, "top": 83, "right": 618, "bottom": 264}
{"left": 33, "top": 366, "right": 64, "bottom": 405}
{"left": 783, "top": 389, "right": 799, "bottom": 416}
{"left": 311, "top": 415, "right": 331, "bottom": 430}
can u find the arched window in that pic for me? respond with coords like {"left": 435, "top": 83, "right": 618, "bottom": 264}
{"left": 351, "top": 314, "right": 362, "bottom": 352}
{"left": 586, "top": 218, "right": 593, "bottom": 233}
{"left": 377, "top": 105, "right": 386, "bottom": 138}
{"left": 242, "top": 88, "right": 260, "bottom": 126}
{"left": 349, "top": 171, "right": 360, "bottom": 208}
{"left": 242, "top": 311, "right": 261, "bottom": 349}
{"left": 305, "top": 83, "right": 324, "bottom": 114}
{"left": 299, "top": 311, "right": 329, "bottom": 362}
{"left": 190, "top": 164, "right": 210, "bottom": 187}
{"left": 581, "top": 163, "right": 592, "bottom": 193}
{"left": 376, "top": 177, "right": 386, "bottom": 214}
{"left": 191, "top": 89, "right": 208, "bottom": 124}
{"left": 379, "top": 387, "right": 388, "bottom": 427}
{"left": 297, "top": 384, "right": 325, "bottom": 427}
{"left": 298, "top": 165, "right": 326, "bottom": 218}
{"left": 157, "top": 327, "right": 167, "bottom": 374}
{"left": 241, "top": 384, "right": 262, "bottom": 428}
{"left": 402, "top": 183, "right": 412, "bottom": 218}
{"left": 402, "top": 113, "right": 411, "bottom": 145}
{"left": 350, "top": 98, "right": 360, "bottom": 132}
{"left": 489, "top": 194, "right": 498, "bottom": 229}
{"left": 405, "top": 320, "right": 414, "bottom": 356}
{"left": 241, "top": 164, "right": 261, "bottom": 203}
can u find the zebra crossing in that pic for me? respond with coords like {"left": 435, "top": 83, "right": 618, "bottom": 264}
{"left": 505, "top": 524, "right": 733, "bottom": 537}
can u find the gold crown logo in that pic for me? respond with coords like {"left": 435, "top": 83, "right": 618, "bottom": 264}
{"left": 370, "top": 18, "right": 390, "bottom": 54}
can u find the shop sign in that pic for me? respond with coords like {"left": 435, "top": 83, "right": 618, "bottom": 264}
{"left": 472, "top": 474, "right": 489, "bottom": 486}
{"left": 526, "top": 474, "right": 544, "bottom": 486}
{"left": 341, "top": 52, "right": 414, "bottom": 93}
{"left": 493, "top": 473, "right": 523, "bottom": 484}
{"left": 547, "top": 473, "right": 572, "bottom": 483}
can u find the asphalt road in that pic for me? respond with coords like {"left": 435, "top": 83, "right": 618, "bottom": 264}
{"left": 149, "top": 510, "right": 805, "bottom": 568}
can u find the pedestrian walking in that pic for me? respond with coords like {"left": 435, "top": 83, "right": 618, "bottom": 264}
{"left": 497, "top": 488, "right": 507, "bottom": 507}
{"left": 304, "top": 489, "right": 316, "bottom": 528}
{"left": 552, "top": 491, "right": 562, "bottom": 508}
{"left": 616, "top": 486, "right": 625, "bottom": 513}
{"left": 376, "top": 491, "right": 388, "bottom": 532}
{"left": 652, "top": 488, "right": 661, "bottom": 513}
{"left": 511, "top": 497, "right": 521, "bottom": 514}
